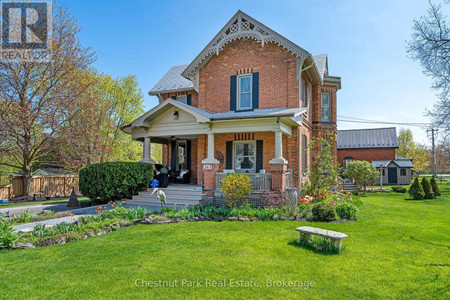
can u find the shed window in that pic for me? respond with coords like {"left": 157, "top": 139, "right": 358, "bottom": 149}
{"left": 238, "top": 75, "right": 252, "bottom": 110}
{"left": 321, "top": 93, "right": 331, "bottom": 121}
{"left": 400, "top": 169, "right": 406, "bottom": 176}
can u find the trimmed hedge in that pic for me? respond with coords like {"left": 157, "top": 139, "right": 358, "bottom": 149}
{"left": 421, "top": 177, "right": 434, "bottom": 199}
{"left": 79, "top": 162, "right": 153, "bottom": 203}
{"left": 430, "top": 176, "right": 441, "bottom": 197}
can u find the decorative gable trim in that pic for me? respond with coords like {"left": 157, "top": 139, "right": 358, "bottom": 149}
{"left": 181, "top": 10, "right": 311, "bottom": 81}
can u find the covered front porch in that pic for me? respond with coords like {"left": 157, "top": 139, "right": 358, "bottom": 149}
{"left": 122, "top": 99, "right": 306, "bottom": 193}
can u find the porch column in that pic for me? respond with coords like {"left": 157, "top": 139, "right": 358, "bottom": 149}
{"left": 202, "top": 132, "right": 220, "bottom": 198}
{"left": 141, "top": 137, "right": 155, "bottom": 164}
{"left": 269, "top": 130, "right": 288, "bottom": 192}
{"left": 202, "top": 132, "right": 219, "bottom": 165}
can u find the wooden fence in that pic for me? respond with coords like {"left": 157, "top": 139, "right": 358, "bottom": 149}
{"left": 0, "top": 175, "right": 79, "bottom": 199}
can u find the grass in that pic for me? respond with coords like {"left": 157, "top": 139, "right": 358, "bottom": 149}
{"left": 0, "top": 197, "right": 90, "bottom": 209}
{"left": 0, "top": 185, "right": 449, "bottom": 299}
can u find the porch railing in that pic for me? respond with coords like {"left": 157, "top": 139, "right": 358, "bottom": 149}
{"left": 215, "top": 172, "right": 272, "bottom": 192}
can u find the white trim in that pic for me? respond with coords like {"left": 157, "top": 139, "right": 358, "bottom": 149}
{"left": 177, "top": 95, "right": 188, "bottom": 104}
{"left": 181, "top": 10, "right": 311, "bottom": 79}
{"left": 233, "top": 140, "right": 257, "bottom": 172}
{"left": 237, "top": 74, "right": 252, "bottom": 110}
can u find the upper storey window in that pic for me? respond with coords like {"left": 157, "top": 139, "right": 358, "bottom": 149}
{"left": 238, "top": 74, "right": 252, "bottom": 110}
{"left": 230, "top": 72, "right": 259, "bottom": 112}
{"left": 177, "top": 95, "right": 187, "bottom": 104}
{"left": 321, "top": 93, "right": 331, "bottom": 121}
{"left": 302, "top": 78, "right": 308, "bottom": 108}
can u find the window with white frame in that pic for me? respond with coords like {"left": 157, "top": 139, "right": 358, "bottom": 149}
{"left": 234, "top": 141, "right": 256, "bottom": 172}
{"left": 321, "top": 93, "right": 331, "bottom": 121}
{"left": 302, "top": 78, "right": 308, "bottom": 108}
{"left": 237, "top": 74, "right": 252, "bottom": 110}
{"left": 177, "top": 95, "right": 187, "bottom": 104}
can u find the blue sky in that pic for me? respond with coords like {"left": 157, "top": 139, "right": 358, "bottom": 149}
{"left": 60, "top": 0, "right": 445, "bottom": 145}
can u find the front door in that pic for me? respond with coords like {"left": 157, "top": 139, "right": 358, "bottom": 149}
{"left": 388, "top": 167, "right": 397, "bottom": 184}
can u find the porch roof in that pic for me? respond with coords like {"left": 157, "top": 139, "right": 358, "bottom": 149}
{"left": 122, "top": 98, "right": 306, "bottom": 134}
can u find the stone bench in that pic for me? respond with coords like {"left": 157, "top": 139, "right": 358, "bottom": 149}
{"left": 295, "top": 226, "right": 348, "bottom": 251}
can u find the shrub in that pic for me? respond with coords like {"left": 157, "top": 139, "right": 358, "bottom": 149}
{"left": 421, "top": 177, "right": 434, "bottom": 199}
{"left": 220, "top": 173, "right": 252, "bottom": 207}
{"left": 430, "top": 176, "right": 441, "bottom": 197}
{"left": 79, "top": 162, "right": 153, "bottom": 202}
{"left": 0, "top": 221, "right": 19, "bottom": 249}
{"left": 409, "top": 177, "right": 424, "bottom": 200}
{"left": 336, "top": 202, "right": 358, "bottom": 220}
{"left": 311, "top": 202, "right": 336, "bottom": 222}
{"left": 344, "top": 161, "right": 378, "bottom": 191}
{"left": 392, "top": 186, "right": 407, "bottom": 193}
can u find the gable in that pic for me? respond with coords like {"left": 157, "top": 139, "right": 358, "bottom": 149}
{"left": 182, "top": 10, "right": 312, "bottom": 84}
{"left": 152, "top": 106, "right": 197, "bottom": 124}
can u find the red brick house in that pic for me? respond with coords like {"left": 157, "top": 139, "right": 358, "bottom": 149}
{"left": 337, "top": 127, "right": 413, "bottom": 185}
{"left": 123, "top": 11, "right": 341, "bottom": 194}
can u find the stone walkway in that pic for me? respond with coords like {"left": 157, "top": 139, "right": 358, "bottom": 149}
{"left": 0, "top": 203, "right": 71, "bottom": 216}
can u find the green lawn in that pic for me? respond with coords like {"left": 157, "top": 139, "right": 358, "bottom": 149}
{"left": 0, "top": 197, "right": 90, "bottom": 209}
{"left": 0, "top": 186, "right": 449, "bottom": 299}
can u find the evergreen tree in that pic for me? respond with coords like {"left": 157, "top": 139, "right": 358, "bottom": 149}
{"left": 409, "top": 177, "right": 424, "bottom": 200}
{"left": 430, "top": 176, "right": 441, "bottom": 197}
{"left": 421, "top": 177, "right": 434, "bottom": 199}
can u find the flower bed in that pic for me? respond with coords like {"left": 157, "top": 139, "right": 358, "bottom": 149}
{"left": 0, "top": 191, "right": 365, "bottom": 250}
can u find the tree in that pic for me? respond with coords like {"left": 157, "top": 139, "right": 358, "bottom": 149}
{"left": 407, "top": 1, "right": 450, "bottom": 139}
{"left": 0, "top": 5, "right": 95, "bottom": 195}
{"left": 397, "top": 129, "right": 429, "bottom": 171}
{"left": 430, "top": 176, "right": 441, "bottom": 196}
{"left": 52, "top": 72, "right": 147, "bottom": 171}
{"left": 305, "top": 132, "right": 340, "bottom": 199}
{"left": 409, "top": 177, "right": 425, "bottom": 200}
{"left": 421, "top": 177, "right": 435, "bottom": 199}
{"left": 344, "top": 161, "right": 378, "bottom": 192}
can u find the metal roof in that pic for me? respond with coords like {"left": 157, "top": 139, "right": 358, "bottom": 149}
{"left": 312, "top": 54, "right": 327, "bottom": 80}
{"left": 149, "top": 65, "right": 193, "bottom": 94}
{"left": 211, "top": 107, "right": 305, "bottom": 120}
{"left": 372, "top": 160, "right": 413, "bottom": 168}
{"left": 337, "top": 127, "right": 398, "bottom": 149}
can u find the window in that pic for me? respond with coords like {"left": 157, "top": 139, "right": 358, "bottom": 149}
{"left": 343, "top": 157, "right": 355, "bottom": 170}
{"left": 302, "top": 78, "right": 308, "bottom": 108}
{"left": 238, "top": 74, "right": 252, "bottom": 110}
{"left": 400, "top": 169, "right": 406, "bottom": 176}
{"left": 302, "top": 135, "right": 308, "bottom": 174}
{"left": 177, "top": 95, "right": 187, "bottom": 104}
{"left": 234, "top": 141, "right": 256, "bottom": 172}
{"left": 321, "top": 93, "right": 331, "bottom": 121}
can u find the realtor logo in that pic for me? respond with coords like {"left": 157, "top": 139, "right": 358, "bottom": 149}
{"left": 1, "top": 0, "right": 52, "bottom": 62}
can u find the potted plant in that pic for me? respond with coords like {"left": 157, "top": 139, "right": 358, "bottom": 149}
{"left": 159, "top": 167, "right": 169, "bottom": 188}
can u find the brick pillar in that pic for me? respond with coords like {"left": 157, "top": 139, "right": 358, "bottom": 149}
{"left": 270, "top": 163, "right": 287, "bottom": 192}
{"left": 202, "top": 164, "right": 220, "bottom": 197}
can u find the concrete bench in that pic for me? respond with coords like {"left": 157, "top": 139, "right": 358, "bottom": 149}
{"left": 295, "top": 226, "right": 348, "bottom": 251}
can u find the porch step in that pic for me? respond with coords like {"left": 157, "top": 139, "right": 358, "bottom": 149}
{"left": 343, "top": 184, "right": 357, "bottom": 192}
{"left": 126, "top": 186, "right": 203, "bottom": 207}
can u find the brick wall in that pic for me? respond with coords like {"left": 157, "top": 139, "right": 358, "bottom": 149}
{"left": 196, "top": 131, "right": 300, "bottom": 187}
{"left": 162, "top": 91, "right": 198, "bottom": 106}
{"left": 198, "top": 39, "right": 299, "bottom": 113}
{"left": 337, "top": 148, "right": 396, "bottom": 167}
